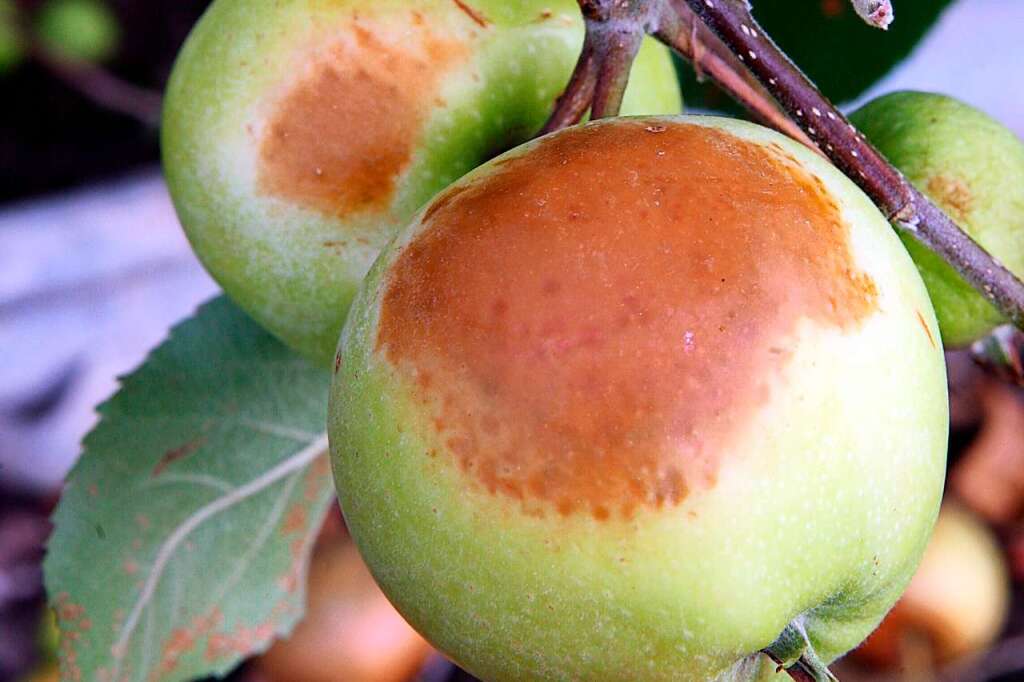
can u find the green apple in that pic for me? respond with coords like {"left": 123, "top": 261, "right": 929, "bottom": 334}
{"left": 35, "top": 0, "right": 120, "bottom": 63}
{"left": 0, "top": 0, "right": 24, "bottom": 73}
{"left": 162, "top": 0, "right": 682, "bottom": 366}
{"left": 850, "top": 91, "right": 1024, "bottom": 348}
{"left": 329, "top": 116, "right": 948, "bottom": 680}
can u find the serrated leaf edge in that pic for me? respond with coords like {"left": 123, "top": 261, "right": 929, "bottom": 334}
{"left": 108, "top": 433, "right": 329, "bottom": 676}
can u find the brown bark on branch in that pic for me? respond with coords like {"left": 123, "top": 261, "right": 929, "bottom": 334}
{"left": 679, "top": 0, "right": 1024, "bottom": 333}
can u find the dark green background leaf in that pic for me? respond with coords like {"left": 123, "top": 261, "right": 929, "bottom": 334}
{"left": 678, "top": 0, "right": 956, "bottom": 111}
{"left": 44, "top": 296, "right": 334, "bottom": 682}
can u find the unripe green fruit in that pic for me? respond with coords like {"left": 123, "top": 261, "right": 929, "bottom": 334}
{"left": 0, "top": 0, "right": 24, "bottom": 73}
{"left": 850, "top": 91, "right": 1024, "bottom": 348}
{"left": 329, "top": 116, "right": 948, "bottom": 681}
{"left": 162, "top": 0, "right": 682, "bottom": 365}
{"left": 36, "top": 0, "right": 119, "bottom": 63}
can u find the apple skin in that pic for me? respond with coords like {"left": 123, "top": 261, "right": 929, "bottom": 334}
{"left": 162, "top": 0, "right": 682, "bottom": 366}
{"left": 854, "top": 503, "right": 1009, "bottom": 668}
{"left": 328, "top": 116, "right": 948, "bottom": 680}
{"left": 850, "top": 91, "right": 1024, "bottom": 348}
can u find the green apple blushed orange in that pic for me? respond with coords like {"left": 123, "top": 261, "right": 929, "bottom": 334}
{"left": 329, "top": 116, "right": 949, "bottom": 681}
{"left": 162, "top": 0, "right": 682, "bottom": 365}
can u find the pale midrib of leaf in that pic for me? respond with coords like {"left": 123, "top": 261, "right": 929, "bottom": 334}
{"left": 110, "top": 432, "right": 329, "bottom": 675}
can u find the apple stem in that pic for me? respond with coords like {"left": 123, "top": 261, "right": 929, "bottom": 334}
{"left": 762, "top": 619, "right": 838, "bottom": 682}
{"left": 654, "top": 1, "right": 814, "bottom": 148}
{"left": 545, "top": 0, "right": 1024, "bottom": 341}
{"left": 539, "top": 35, "right": 598, "bottom": 134}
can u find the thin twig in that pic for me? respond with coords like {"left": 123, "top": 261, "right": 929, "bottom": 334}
{"left": 680, "top": 0, "right": 1024, "bottom": 332}
{"left": 30, "top": 45, "right": 163, "bottom": 126}
{"left": 591, "top": 28, "right": 643, "bottom": 118}
{"left": 542, "top": 0, "right": 1024, "bottom": 338}
{"left": 539, "top": 36, "right": 599, "bottom": 134}
{"left": 657, "top": 0, "right": 813, "bottom": 148}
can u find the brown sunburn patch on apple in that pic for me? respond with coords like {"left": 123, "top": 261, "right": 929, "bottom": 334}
{"left": 257, "top": 14, "right": 471, "bottom": 216}
{"left": 376, "top": 121, "right": 878, "bottom": 520}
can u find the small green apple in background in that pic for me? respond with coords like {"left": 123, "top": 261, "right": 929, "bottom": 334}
{"left": 329, "top": 116, "right": 948, "bottom": 681}
{"left": 853, "top": 503, "right": 1009, "bottom": 669}
{"left": 850, "top": 91, "right": 1024, "bottom": 348}
{"left": 0, "top": 0, "right": 24, "bottom": 73}
{"left": 35, "top": 0, "right": 120, "bottom": 63}
{"left": 162, "top": 0, "right": 682, "bottom": 366}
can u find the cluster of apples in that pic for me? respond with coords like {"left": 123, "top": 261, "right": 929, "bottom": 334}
{"left": 163, "top": 0, "right": 1024, "bottom": 679}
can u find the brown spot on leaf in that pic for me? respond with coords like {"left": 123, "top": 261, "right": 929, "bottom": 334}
{"left": 54, "top": 593, "right": 89, "bottom": 681}
{"left": 159, "top": 609, "right": 222, "bottom": 675}
{"left": 452, "top": 0, "right": 489, "bottom": 28}
{"left": 282, "top": 505, "right": 308, "bottom": 535}
{"left": 305, "top": 454, "right": 332, "bottom": 502}
{"left": 152, "top": 437, "right": 206, "bottom": 477}
{"left": 926, "top": 174, "right": 974, "bottom": 224}
{"left": 258, "top": 15, "right": 470, "bottom": 216}
{"left": 206, "top": 622, "right": 276, "bottom": 661}
{"left": 378, "top": 121, "right": 878, "bottom": 520}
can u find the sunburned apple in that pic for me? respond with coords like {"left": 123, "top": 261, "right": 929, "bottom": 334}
{"left": 162, "top": 0, "right": 682, "bottom": 365}
{"left": 850, "top": 91, "right": 1024, "bottom": 348}
{"left": 329, "top": 116, "right": 949, "bottom": 680}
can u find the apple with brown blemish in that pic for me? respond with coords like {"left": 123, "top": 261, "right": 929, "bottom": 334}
{"left": 162, "top": 0, "right": 682, "bottom": 365}
{"left": 850, "top": 91, "right": 1024, "bottom": 348}
{"left": 328, "top": 116, "right": 949, "bottom": 680}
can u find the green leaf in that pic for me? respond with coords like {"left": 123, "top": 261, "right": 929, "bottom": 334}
{"left": 678, "top": 0, "right": 955, "bottom": 111}
{"left": 44, "top": 296, "right": 334, "bottom": 682}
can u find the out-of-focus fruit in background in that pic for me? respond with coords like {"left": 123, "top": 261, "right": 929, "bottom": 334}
{"left": 253, "top": 513, "right": 433, "bottom": 682}
{"left": 35, "top": 0, "right": 120, "bottom": 63}
{"left": 853, "top": 503, "right": 1010, "bottom": 672}
{"left": 851, "top": 91, "right": 1024, "bottom": 348}
{"left": 952, "top": 380, "right": 1024, "bottom": 526}
{"left": 0, "top": 0, "right": 23, "bottom": 73}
